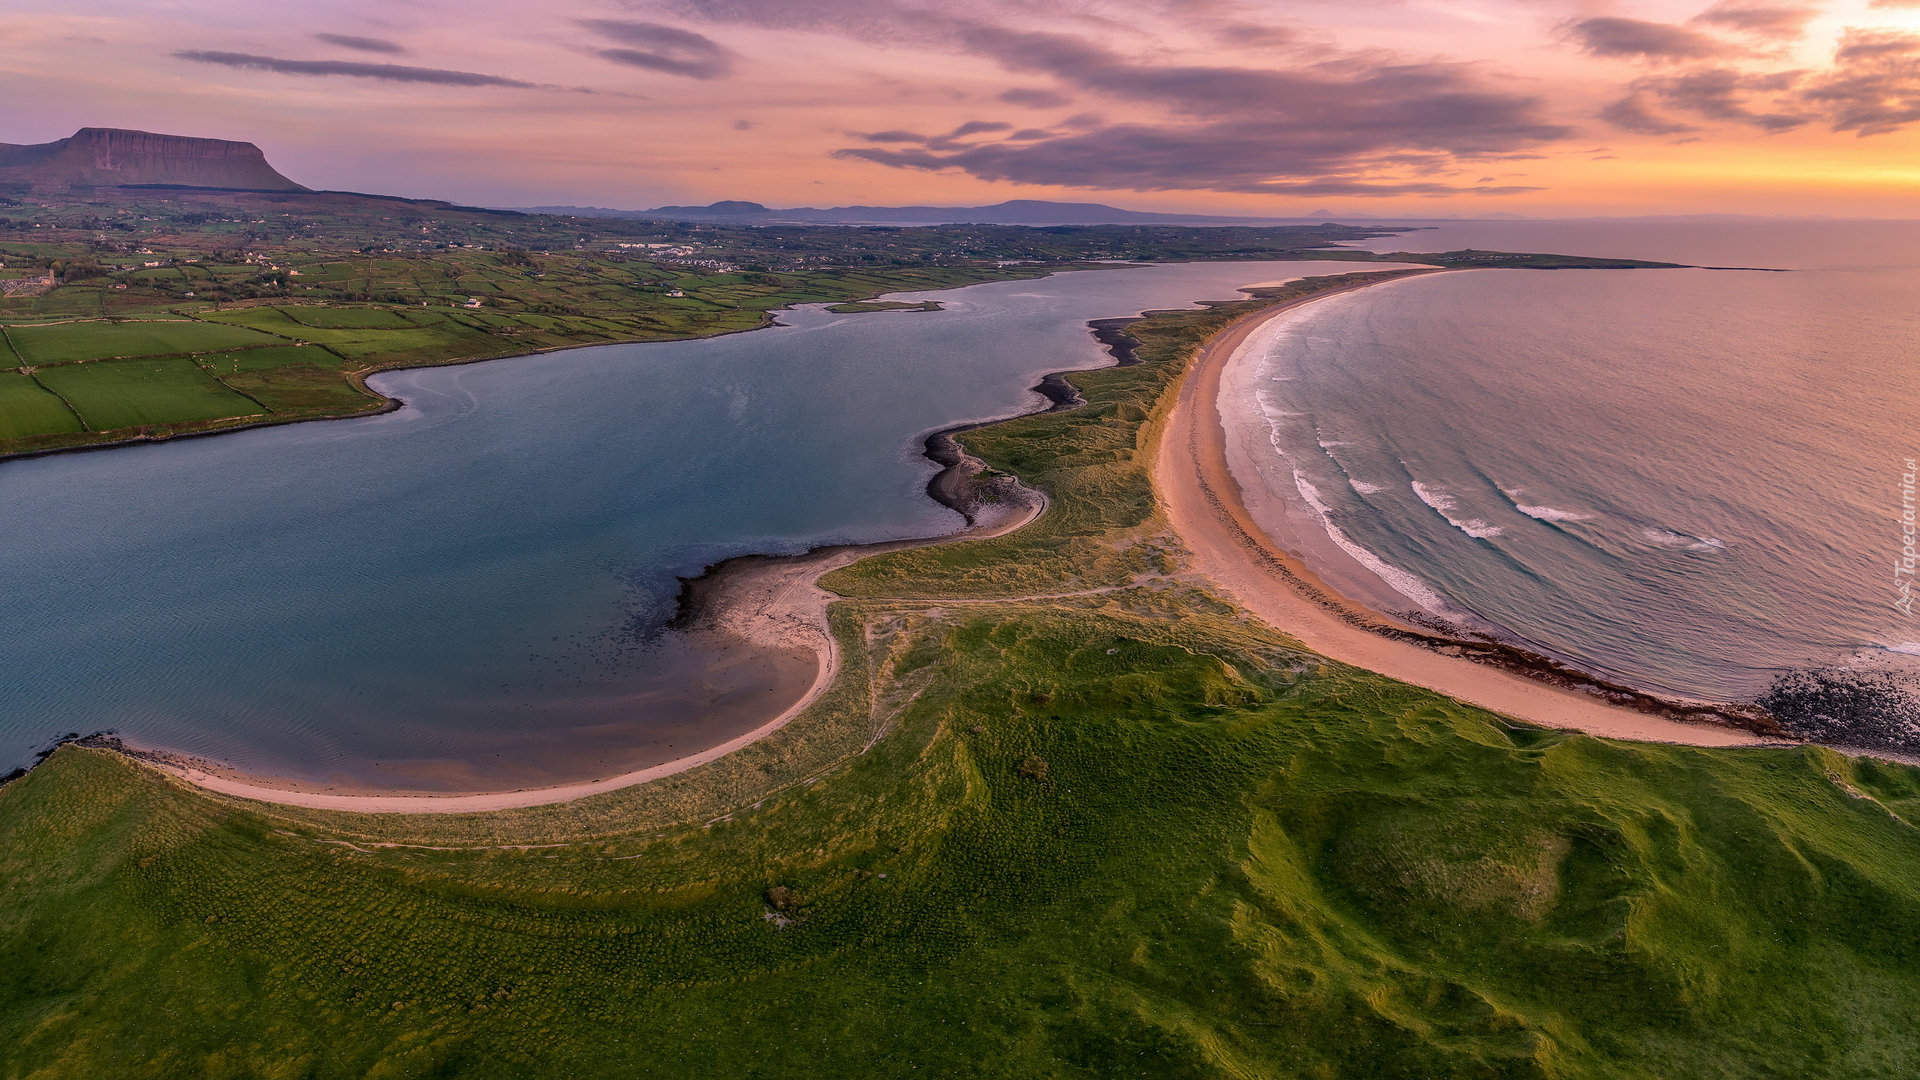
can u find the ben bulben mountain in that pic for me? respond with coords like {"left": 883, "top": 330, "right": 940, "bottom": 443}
{"left": 0, "top": 128, "right": 307, "bottom": 194}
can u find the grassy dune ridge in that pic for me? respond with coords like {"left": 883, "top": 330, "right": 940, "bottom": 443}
{"left": 4, "top": 274, "right": 1920, "bottom": 1078}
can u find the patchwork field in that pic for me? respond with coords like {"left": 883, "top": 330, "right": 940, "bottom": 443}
{"left": 0, "top": 255, "right": 1075, "bottom": 458}
{"left": 4, "top": 277, "right": 1916, "bottom": 1079}
{"left": 31, "top": 356, "right": 264, "bottom": 430}
{"left": 214, "top": 349, "right": 379, "bottom": 413}
{"left": 278, "top": 305, "right": 425, "bottom": 329}
{"left": 8, "top": 318, "right": 282, "bottom": 365}
{"left": 0, "top": 372, "right": 82, "bottom": 438}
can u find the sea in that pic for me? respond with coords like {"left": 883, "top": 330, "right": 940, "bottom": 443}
{"left": 1245, "top": 219, "right": 1920, "bottom": 704}
{"left": 0, "top": 261, "right": 1350, "bottom": 787}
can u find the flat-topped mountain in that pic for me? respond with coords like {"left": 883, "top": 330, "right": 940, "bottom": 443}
{"left": 516, "top": 198, "right": 1294, "bottom": 226}
{"left": 0, "top": 128, "right": 307, "bottom": 194}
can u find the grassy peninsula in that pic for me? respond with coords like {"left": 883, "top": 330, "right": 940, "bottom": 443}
{"left": 4, "top": 272, "right": 1918, "bottom": 1079}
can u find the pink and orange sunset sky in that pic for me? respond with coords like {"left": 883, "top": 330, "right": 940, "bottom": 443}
{"left": 6, "top": 0, "right": 1920, "bottom": 216}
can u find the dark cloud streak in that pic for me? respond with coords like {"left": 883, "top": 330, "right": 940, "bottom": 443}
{"left": 311, "top": 33, "right": 408, "bottom": 55}
{"left": 1566, "top": 17, "right": 1730, "bottom": 60}
{"left": 176, "top": 51, "right": 535, "bottom": 87}
{"left": 999, "top": 86, "right": 1072, "bottom": 107}
{"left": 1597, "top": 94, "right": 1698, "bottom": 135}
{"left": 581, "top": 20, "right": 734, "bottom": 79}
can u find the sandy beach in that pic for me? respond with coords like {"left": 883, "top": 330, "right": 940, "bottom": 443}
{"left": 1156, "top": 277, "right": 1772, "bottom": 749}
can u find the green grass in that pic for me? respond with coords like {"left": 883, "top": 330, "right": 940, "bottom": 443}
{"left": 278, "top": 306, "right": 432, "bottom": 329}
{"left": 0, "top": 371, "right": 83, "bottom": 437}
{"left": 7, "top": 319, "right": 283, "bottom": 364}
{"left": 194, "top": 344, "right": 343, "bottom": 375}
{"left": 32, "top": 357, "right": 264, "bottom": 430}
{"left": 4, "top": 267, "right": 1920, "bottom": 1077}
{"left": 218, "top": 361, "right": 379, "bottom": 414}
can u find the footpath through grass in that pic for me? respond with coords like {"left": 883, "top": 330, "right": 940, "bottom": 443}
{"left": 4, "top": 272, "right": 1920, "bottom": 1079}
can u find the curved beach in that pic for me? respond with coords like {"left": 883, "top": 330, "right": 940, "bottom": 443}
{"left": 1156, "top": 279, "right": 1770, "bottom": 748}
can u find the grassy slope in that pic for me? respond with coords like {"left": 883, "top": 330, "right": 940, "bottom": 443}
{"left": 32, "top": 356, "right": 265, "bottom": 429}
{"left": 0, "top": 371, "right": 82, "bottom": 436}
{"left": 4, "top": 274, "right": 1920, "bottom": 1079}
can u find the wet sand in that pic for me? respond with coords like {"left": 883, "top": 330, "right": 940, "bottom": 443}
{"left": 1157, "top": 277, "right": 1776, "bottom": 749}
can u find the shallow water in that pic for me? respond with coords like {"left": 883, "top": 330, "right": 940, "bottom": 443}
{"left": 0, "top": 262, "right": 1343, "bottom": 785}
{"left": 1249, "top": 221, "right": 1920, "bottom": 701}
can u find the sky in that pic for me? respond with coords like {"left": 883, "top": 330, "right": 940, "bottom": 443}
{"left": 4, "top": 0, "right": 1920, "bottom": 216}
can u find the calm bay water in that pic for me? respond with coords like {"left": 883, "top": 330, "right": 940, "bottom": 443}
{"left": 1253, "top": 221, "right": 1920, "bottom": 701}
{"left": 0, "top": 262, "right": 1323, "bottom": 786}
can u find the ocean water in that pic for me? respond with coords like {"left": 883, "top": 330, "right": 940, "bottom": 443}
{"left": 1249, "top": 220, "right": 1920, "bottom": 702}
{"left": 0, "top": 261, "right": 1339, "bottom": 787}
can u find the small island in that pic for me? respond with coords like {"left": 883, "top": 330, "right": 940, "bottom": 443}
{"left": 824, "top": 299, "right": 944, "bottom": 313}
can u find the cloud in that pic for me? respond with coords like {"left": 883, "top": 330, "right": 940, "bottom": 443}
{"left": 665, "top": 1, "right": 1568, "bottom": 194}
{"left": 311, "top": 33, "right": 407, "bottom": 55}
{"left": 1209, "top": 21, "right": 1298, "bottom": 48}
{"left": 944, "top": 120, "right": 1010, "bottom": 138}
{"left": 858, "top": 129, "right": 928, "bottom": 142}
{"left": 836, "top": 118, "right": 1549, "bottom": 196}
{"left": 1801, "top": 29, "right": 1920, "bottom": 134}
{"left": 175, "top": 50, "right": 535, "bottom": 87}
{"left": 1598, "top": 93, "right": 1698, "bottom": 134}
{"left": 1629, "top": 68, "right": 1808, "bottom": 130}
{"left": 1689, "top": 3, "right": 1818, "bottom": 41}
{"left": 581, "top": 19, "right": 734, "bottom": 78}
{"left": 1567, "top": 17, "right": 1731, "bottom": 60}
{"left": 1591, "top": 29, "right": 1920, "bottom": 137}
{"left": 999, "top": 86, "right": 1073, "bottom": 108}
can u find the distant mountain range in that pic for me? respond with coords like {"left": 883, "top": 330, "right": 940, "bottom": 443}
{"left": 0, "top": 128, "right": 307, "bottom": 194}
{"left": 511, "top": 199, "right": 1303, "bottom": 227}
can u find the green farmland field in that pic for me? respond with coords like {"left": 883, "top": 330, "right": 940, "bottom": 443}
{"left": 199, "top": 306, "right": 503, "bottom": 364}
{"left": 193, "top": 344, "right": 342, "bottom": 376}
{"left": 32, "top": 356, "right": 264, "bottom": 430}
{"left": 278, "top": 305, "right": 428, "bottom": 329}
{"left": 217, "top": 366, "right": 373, "bottom": 413}
{"left": 8, "top": 319, "right": 283, "bottom": 364}
{"left": 0, "top": 372, "right": 83, "bottom": 438}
